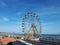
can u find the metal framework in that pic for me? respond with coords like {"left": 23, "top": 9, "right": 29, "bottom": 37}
{"left": 22, "top": 12, "right": 42, "bottom": 39}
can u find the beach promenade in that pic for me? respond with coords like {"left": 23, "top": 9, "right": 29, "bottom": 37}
{"left": 0, "top": 35, "right": 60, "bottom": 45}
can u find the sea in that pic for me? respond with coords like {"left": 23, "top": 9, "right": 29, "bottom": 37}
{"left": 10, "top": 34, "right": 60, "bottom": 39}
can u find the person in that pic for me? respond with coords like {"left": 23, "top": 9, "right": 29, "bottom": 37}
{"left": 7, "top": 42, "right": 13, "bottom": 45}
{"left": 7, "top": 41, "right": 26, "bottom": 45}
{"left": 13, "top": 41, "right": 26, "bottom": 45}
{"left": 0, "top": 41, "right": 3, "bottom": 45}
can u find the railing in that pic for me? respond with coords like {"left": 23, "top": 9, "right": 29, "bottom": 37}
{"left": 40, "top": 37, "right": 60, "bottom": 45}
{"left": 41, "top": 37, "right": 60, "bottom": 42}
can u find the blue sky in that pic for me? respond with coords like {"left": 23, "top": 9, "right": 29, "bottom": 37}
{"left": 0, "top": 0, "right": 60, "bottom": 34}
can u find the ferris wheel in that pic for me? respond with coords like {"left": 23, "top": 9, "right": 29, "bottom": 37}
{"left": 22, "top": 12, "right": 42, "bottom": 39}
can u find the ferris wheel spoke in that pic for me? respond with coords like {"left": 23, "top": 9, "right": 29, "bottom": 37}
{"left": 22, "top": 12, "right": 42, "bottom": 40}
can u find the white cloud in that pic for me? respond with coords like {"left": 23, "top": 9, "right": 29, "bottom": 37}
{"left": 0, "top": 1, "right": 7, "bottom": 8}
{"left": 10, "top": 0, "right": 19, "bottom": 2}
{"left": 37, "top": 7, "right": 60, "bottom": 16}
{"left": 2, "top": 17, "right": 9, "bottom": 22}
{"left": 17, "top": 12, "right": 22, "bottom": 15}
{"left": 41, "top": 22, "right": 60, "bottom": 34}
{"left": 0, "top": 25, "right": 22, "bottom": 33}
{"left": 38, "top": 11, "right": 60, "bottom": 16}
